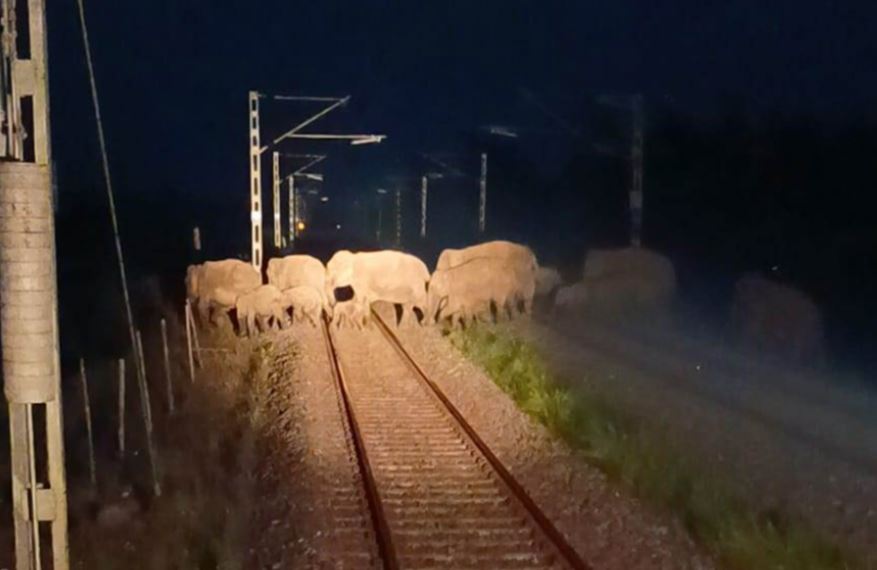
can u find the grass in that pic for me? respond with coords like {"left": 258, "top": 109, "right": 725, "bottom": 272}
{"left": 71, "top": 335, "right": 275, "bottom": 569}
{"left": 447, "top": 325, "right": 860, "bottom": 570}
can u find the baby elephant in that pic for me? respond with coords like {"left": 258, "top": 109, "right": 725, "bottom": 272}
{"left": 283, "top": 286, "right": 324, "bottom": 327}
{"left": 332, "top": 299, "right": 369, "bottom": 330}
{"left": 236, "top": 284, "right": 288, "bottom": 336}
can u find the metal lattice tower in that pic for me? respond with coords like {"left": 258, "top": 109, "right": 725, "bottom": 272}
{"left": 248, "top": 91, "right": 262, "bottom": 268}
{"left": 0, "top": 0, "right": 69, "bottom": 568}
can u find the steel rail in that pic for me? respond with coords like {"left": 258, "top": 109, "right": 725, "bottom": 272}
{"left": 371, "top": 312, "right": 592, "bottom": 570}
{"left": 320, "top": 315, "right": 399, "bottom": 570}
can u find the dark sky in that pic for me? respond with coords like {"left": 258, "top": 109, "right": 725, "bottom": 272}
{"left": 50, "top": 1, "right": 877, "bottom": 209}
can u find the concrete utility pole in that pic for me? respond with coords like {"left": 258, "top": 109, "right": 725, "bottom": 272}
{"left": 248, "top": 91, "right": 262, "bottom": 268}
{"left": 395, "top": 187, "right": 402, "bottom": 248}
{"left": 272, "top": 151, "right": 281, "bottom": 249}
{"left": 629, "top": 94, "right": 644, "bottom": 247}
{"left": 479, "top": 152, "right": 487, "bottom": 233}
{"left": 287, "top": 175, "right": 295, "bottom": 246}
{"left": 375, "top": 188, "right": 387, "bottom": 242}
{"left": 420, "top": 175, "right": 428, "bottom": 238}
{"left": 0, "top": 0, "right": 70, "bottom": 568}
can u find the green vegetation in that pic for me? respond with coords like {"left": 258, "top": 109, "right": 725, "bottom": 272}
{"left": 72, "top": 338, "right": 274, "bottom": 570}
{"left": 447, "top": 325, "right": 858, "bottom": 570}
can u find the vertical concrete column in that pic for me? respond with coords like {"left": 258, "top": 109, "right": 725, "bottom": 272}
{"left": 288, "top": 176, "right": 295, "bottom": 245}
{"left": 420, "top": 176, "right": 427, "bottom": 238}
{"left": 272, "top": 151, "right": 281, "bottom": 249}
{"left": 0, "top": 162, "right": 56, "bottom": 404}
{"left": 479, "top": 153, "right": 487, "bottom": 233}
{"left": 1, "top": 160, "right": 68, "bottom": 570}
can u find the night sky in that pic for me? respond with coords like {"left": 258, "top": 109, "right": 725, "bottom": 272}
{"left": 47, "top": 2, "right": 877, "bottom": 369}
{"left": 50, "top": 1, "right": 877, "bottom": 204}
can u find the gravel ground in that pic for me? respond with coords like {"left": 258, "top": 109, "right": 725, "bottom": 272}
{"left": 393, "top": 323, "right": 716, "bottom": 569}
{"left": 513, "top": 316, "right": 877, "bottom": 565}
{"left": 250, "top": 326, "right": 379, "bottom": 569}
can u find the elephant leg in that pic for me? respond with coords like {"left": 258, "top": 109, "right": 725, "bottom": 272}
{"left": 196, "top": 298, "right": 210, "bottom": 326}
{"left": 306, "top": 309, "right": 318, "bottom": 327}
{"left": 237, "top": 309, "right": 247, "bottom": 336}
{"left": 219, "top": 308, "right": 234, "bottom": 332}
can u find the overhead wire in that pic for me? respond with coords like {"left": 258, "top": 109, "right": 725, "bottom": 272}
{"left": 74, "top": 0, "right": 139, "bottom": 366}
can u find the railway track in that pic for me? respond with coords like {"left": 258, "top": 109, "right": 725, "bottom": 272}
{"left": 320, "top": 313, "right": 590, "bottom": 569}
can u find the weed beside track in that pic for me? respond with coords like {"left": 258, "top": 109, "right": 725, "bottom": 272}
{"left": 447, "top": 325, "right": 859, "bottom": 570}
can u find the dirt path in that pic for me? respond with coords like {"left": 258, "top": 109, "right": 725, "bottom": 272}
{"left": 515, "top": 316, "right": 877, "bottom": 564}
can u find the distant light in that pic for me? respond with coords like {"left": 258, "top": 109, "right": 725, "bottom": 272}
{"left": 376, "top": 188, "right": 387, "bottom": 195}
{"left": 321, "top": 196, "right": 329, "bottom": 202}
{"left": 296, "top": 221, "right": 306, "bottom": 231}
{"left": 336, "top": 224, "right": 341, "bottom": 230}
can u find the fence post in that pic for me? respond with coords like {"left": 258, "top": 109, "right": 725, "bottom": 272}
{"left": 160, "top": 318, "right": 175, "bottom": 414}
{"left": 190, "top": 308, "right": 202, "bottom": 368}
{"left": 79, "top": 359, "right": 96, "bottom": 492}
{"left": 117, "top": 358, "right": 126, "bottom": 458}
{"left": 135, "top": 330, "right": 161, "bottom": 497}
{"left": 185, "top": 301, "right": 196, "bottom": 383}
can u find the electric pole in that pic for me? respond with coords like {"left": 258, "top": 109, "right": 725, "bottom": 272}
{"left": 420, "top": 175, "right": 428, "bottom": 238}
{"left": 246, "top": 93, "right": 384, "bottom": 268}
{"left": 288, "top": 175, "right": 295, "bottom": 246}
{"left": 1, "top": 0, "right": 70, "bottom": 568}
{"left": 375, "top": 188, "right": 387, "bottom": 242}
{"left": 629, "top": 94, "right": 643, "bottom": 247}
{"left": 272, "top": 151, "right": 281, "bottom": 249}
{"left": 248, "top": 91, "right": 262, "bottom": 268}
{"left": 479, "top": 152, "right": 487, "bottom": 233}
{"left": 395, "top": 187, "right": 402, "bottom": 248}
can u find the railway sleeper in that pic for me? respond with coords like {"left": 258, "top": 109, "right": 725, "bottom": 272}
{"left": 396, "top": 550, "right": 558, "bottom": 568}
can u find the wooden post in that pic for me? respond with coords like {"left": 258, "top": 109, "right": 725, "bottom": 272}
{"left": 78, "top": 359, "right": 97, "bottom": 491}
{"left": 190, "top": 308, "right": 202, "bottom": 368}
{"left": 117, "top": 358, "right": 126, "bottom": 458}
{"left": 135, "top": 331, "right": 161, "bottom": 497}
{"left": 160, "top": 318, "right": 175, "bottom": 413}
{"left": 185, "top": 301, "right": 196, "bottom": 383}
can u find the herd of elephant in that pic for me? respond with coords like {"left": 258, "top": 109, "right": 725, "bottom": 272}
{"left": 185, "top": 239, "right": 824, "bottom": 362}
{"left": 185, "top": 240, "right": 555, "bottom": 335}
